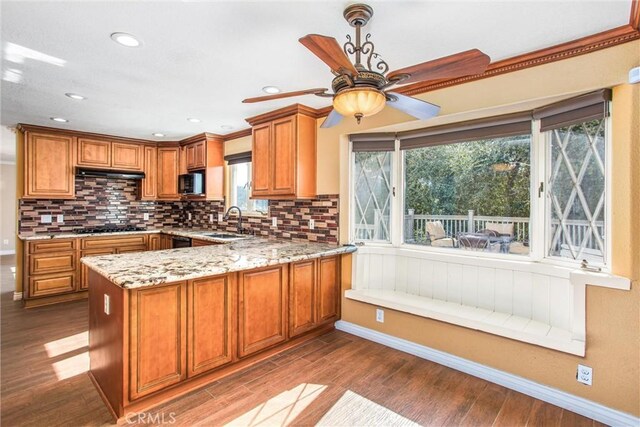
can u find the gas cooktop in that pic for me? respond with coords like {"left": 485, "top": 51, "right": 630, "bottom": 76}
{"left": 73, "top": 225, "right": 146, "bottom": 234}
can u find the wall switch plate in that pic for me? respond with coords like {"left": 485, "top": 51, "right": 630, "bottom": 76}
{"left": 376, "top": 308, "right": 384, "bottom": 323}
{"left": 218, "top": 213, "right": 223, "bottom": 222}
{"left": 143, "top": 213, "right": 149, "bottom": 221}
{"left": 104, "top": 294, "right": 111, "bottom": 315}
{"left": 272, "top": 217, "right": 278, "bottom": 227}
{"left": 209, "top": 214, "right": 214, "bottom": 223}
{"left": 187, "top": 212, "right": 192, "bottom": 220}
{"left": 41, "top": 214, "right": 52, "bottom": 224}
{"left": 56, "top": 214, "right": 64, "bottom": 223}
{"left": 309, "top": 219, "right": 315, "bottom": 230}
{"left": 577, "top": 364, "right": 592, "bottom": 385}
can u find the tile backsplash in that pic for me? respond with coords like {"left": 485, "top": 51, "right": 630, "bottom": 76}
{"left": 18, "top": 176, "right": 339, "bottom": 244}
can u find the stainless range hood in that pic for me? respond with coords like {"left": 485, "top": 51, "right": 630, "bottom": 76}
{"left": 76, "top": 168, "right": 145, "bottom": 180}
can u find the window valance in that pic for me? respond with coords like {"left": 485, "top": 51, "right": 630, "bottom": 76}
{"left": 532, "top": 89, "right": 612, "bottom": 131}
{"left": 224, "top": 151, "right": 252, "bottom": 165}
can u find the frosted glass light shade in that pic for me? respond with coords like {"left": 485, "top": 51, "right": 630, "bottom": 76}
{"left": 333, "top": 88, "right": 386, "bottom": 119}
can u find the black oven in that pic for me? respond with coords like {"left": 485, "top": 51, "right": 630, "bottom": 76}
{"left": 178, "top": 173, "right": 204, "bottom": 195}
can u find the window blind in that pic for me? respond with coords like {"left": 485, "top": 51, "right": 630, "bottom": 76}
{"left": 398, "top": 111, "right": 533, "bottom": 150}
{"left": 350, "top": 133, "right": 396, "bottom": 152}
{"left": 533, "top": 89, "right": 612, "bottom": 132}
{"left": 224, "top": 151, "right": 252, "bottom": 165}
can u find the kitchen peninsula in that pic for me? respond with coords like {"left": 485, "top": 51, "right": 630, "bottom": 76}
{"left": 81, "top": 237, "right": 355, "bottom": 420}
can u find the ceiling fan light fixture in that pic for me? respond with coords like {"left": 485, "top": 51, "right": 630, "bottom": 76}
{"left": 333, "top": 88, "right": 386, "bottom": 124}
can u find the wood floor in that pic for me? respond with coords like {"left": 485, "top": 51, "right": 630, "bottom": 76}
{"left": 0, "top": 254, "right": 605, "bottom": 426}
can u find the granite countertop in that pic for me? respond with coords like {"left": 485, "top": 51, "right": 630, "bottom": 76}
{"left": 81, "top": 238, "right": 356, "bottom": 289}
{"left": 18, "top": 228, "right": 251, "bottom": 243}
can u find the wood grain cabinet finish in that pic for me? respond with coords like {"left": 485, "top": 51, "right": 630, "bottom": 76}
{"left": 317, "top": 256, "right": 341, "bottom": 323}
{"left": 29, "top": 273, "right": 76, "bottom": 298}
{"left": 28, "top": 239, "right": 76, "bottom": 254}
{"left": 249, "top": 111, "right": 317, "bottom": 199}
{"left": 80, "top": 249, "right": 116, "bottom": 290}
{"left": 130, "top": 282, "right": 187, "bottom": 400}
{"left": 238, "top": 265, "right": 287, "bottom": 357}
{"left": 289, "top": 260, "right": 318, "bottom": 337}
{"left": 24, "top": 132, "right": 75, "bottom": 199}
{"left": 187, "top": 276, "right": 235, "bottom": 377}
{"left": 112, "top": 143, "right": 143, "bottom": 171}
{"left": 157, "top": 147, "right": 180, "bottom": 200}
{"left": 77, "top": 138, "right": 111, "bottom": 168}
{"left": 148, "top": 234, "right": 161, "bottom": 251}
{"left": 140, "top": 146, "right": 157, "bottom": 200}
{"left": 160, "top": 234, "right": 173, "bottom": 250}
{"left": 185, "top": 141, "right": 206, "bottom": 171}
{"left": 29, "top": 252, "right": 76, "bottom": 275}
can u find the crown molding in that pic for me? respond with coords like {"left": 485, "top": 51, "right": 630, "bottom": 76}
{"left": 222, "top": 128, "right": 252, "bottom": 141}
{"left": 16, "top": 124, "right": 159, "bottom": 145}
{"left": 630, "top": 0, "right": 640, "bottom": 30}
{"left": 245, "top": 103, "right": 323, "bottom": 126}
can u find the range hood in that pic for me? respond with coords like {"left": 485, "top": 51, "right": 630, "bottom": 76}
{"left": 76, "top": 168, "right": 145, "bottom": 180}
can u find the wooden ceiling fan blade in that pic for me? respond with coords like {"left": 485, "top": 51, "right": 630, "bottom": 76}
{"left": 387, "top": 49, "right": 490, "bottom": 85}
{"left": 320, "top": 109, "right": 343, "bottom": 128}
{"left": 242, "top": 88, "right": 328, "bottom": 103}
{"left": 386, "top": 92, "right": 440, "bottom": 120}
{"left": 299, "top": 34, "right": 358, "bottom": 76}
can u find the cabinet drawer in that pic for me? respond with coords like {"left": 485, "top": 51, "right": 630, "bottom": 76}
{"left": 29, "top": 252, "right": 76, "bottom": 275}
{"left": 191, "top": 239, "right": 219, "bottom": 247}
{"left": 29, "top": 273, "right": 76, "bottom": 298}
{"left": 82, "top": 235, "right": 147, "bottom": 250}
{"left": 29, "top": 239, "right": 76, "bottom": 254}
{"left": 117, "top": 245, "right": 147, "bottom": 254}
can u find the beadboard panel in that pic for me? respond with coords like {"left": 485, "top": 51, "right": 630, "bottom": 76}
{"left": 350, "top": 246, "right": 585, "bottom": 355}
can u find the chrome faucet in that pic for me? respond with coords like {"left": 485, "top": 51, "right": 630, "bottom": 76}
{"left": 223, "top": 206, "right": 243, "bottom": 233}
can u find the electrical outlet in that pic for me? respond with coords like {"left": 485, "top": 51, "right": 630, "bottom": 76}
{"left": 56, "top": 214, "right": 64, "bottom": 223}
{"left": 143, "top": 213, "right": 149, "bottom": 221}
{"left": 218, "top": 213, "right": 224, "bottom": 222}
{"left": 187, "top": 212, "right": 192, "bottom": 220}
{"left": 577, "top": 364, "right": 592, "bottom": 385}
{"left": 272, "top": 217, "right": 277, "bottom": 227}
{"left": 104, "top": 294, "right": 111, "bottom": 315}
{"left": 376, "top": 308, "right": 384, "bottom": 323}
{"left": 309, "top": 219, "right": 315, "bottom": 230}
{"left": 41, "top": 214, "right": 52, "bottom": 224}
{"left": 209, "top": 214, "right": 214, "bottom": 223}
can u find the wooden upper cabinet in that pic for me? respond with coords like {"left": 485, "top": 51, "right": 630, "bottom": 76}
{"left": 129, "top": 282, "right": 187, "bottom": 400}
{"left": 238, "top": 265, "right": 287, "bottom": 357}
{"left": 185, "top": 141, "right": 205, "bottom": 171}
{"left": 77, "top": 138, "right": 111, "bottom": 168}
{"left": 157, "top": 146, "right": 180, "bottom": 199}
{"left": 112, "top": 143, "right": 142, "bottom": 171}
{"left": 23, "top": 132, "right": 75, "bottom": 199}
{"left": 140, "top": 146, "right": 157, "bottom": 200}
{"left": 247, "top": 105, "right": 318, "bottom": 200}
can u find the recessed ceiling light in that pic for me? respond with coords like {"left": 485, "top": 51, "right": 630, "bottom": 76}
{"left": 110, "top": 32, "right": 141, "bottom": 47}
{"left": 220, "top": 125, "right": 234, "bottom": 131}
{"left": 152, "top": 133, "right": 165, "bottom": 137}
{"left": 65, "top": 93, "right": 86, "bottom": 100}
{"left": 262, "top": 86, "right": 280, "bottom": 94}
{"left": 50, "top": 117, "right": 68, "bottom": 123}
{"left": 187, "top": 118, "right": 201, "bottom": 123}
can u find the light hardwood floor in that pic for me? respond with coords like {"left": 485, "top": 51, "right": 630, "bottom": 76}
{"left": 0, "top": 254, "right": 605, "bottom": 426}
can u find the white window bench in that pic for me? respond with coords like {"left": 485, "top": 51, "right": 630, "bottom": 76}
{"left": 348, "top": 246, "right": 631, "bottom": 356}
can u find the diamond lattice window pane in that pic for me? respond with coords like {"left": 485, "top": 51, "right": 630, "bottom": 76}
{"left": 353, "top": 152, "right": 392, "bottom": 241}
{"left": 547, "top": 119, "right": 606, "bottom": 264}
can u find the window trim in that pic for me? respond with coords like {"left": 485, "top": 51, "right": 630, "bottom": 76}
{"left": 226, "top": 161, "right": 269, "bottom": 218}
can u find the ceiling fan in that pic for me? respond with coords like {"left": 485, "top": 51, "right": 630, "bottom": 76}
{"left": 242, "top": 3, "right": 491, "bottom": 128}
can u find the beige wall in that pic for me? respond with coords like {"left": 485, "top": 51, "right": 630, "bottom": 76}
{"left": 224, "top": 135, "right": 252, "bottom": 156}
{"left": 332, "top": 41, "right": 640, "bottom": 416}
{"left": 0, "top": 127, "right": 17, "bottom": 254}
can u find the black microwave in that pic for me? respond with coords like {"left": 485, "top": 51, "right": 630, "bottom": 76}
{"left": 178, "top": 173, "right": 204, "bottom": 195}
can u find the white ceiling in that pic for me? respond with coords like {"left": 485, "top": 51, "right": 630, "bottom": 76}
{"left": 0, "top": 0, "right": 632, "bottom": 141}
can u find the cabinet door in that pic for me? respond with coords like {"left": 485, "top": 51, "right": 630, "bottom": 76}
{"left": 25, "top": 133, "right": 75, "bottom": 198}
{"left": 185, "top": 141, "right": 206, "bottom": 171}
{"left": 112, "top": 143, "right": 142, "bottom": 171}
{"left": 317, "top": 256, "right": 341, "bottom": 324}
{"left": 29, "top": 273, "right": 76, "bottom": 298}
{"left": 141, "top": 146, "right": 157, "bottom": 200}
{"left": 289, "top": 260, "right": 317, "bottom": 337}
{"left": 157, "top": 147, "right": 180, "bottom": 199}
{"left": 80, "top": 249, "right": 116, "bottom": 290}
{"left": 271, "top": 116, "right": 296, "bottom": 195}
{"left": 185, "top": 144, "right": 197, "bottom": 170}
{"left": 148, "top": 234, "right": 161, "bottom": 251}
{"left": 238, "top": 265, "right": 287, "bottom": 357}
{"left": 251, "top": 123, "right": 271, "bottom": 197}
{"left": 130, "top": 283, "right": 187, "bottom": 400}
{"left": 77, "top": 138, "right": 111, "bottom": 168}
{"left": 187, "top": 276, "right": 234, "bottom": 377}
{"left": 160, "top": 235, "right": 173, "bottom": 250}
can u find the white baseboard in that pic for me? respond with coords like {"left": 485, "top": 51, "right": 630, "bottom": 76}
{"left": 13, "top": 292, "right": 22, "bottom": 301}
{"left": 0, "top": 250, "right": 15, "bottom": 256}
{"left": 335, "top": 320, "right": 639, "bottom": 427}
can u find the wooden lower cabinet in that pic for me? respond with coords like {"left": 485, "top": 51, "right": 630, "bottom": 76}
{"left": 187, "top": 275, "right": 235, "bottom": 377}
{"left": 289, "top": 260, "right": 316, "bottom": 337}
{"left": 129, "top": 282, "right": 187, "bottom": 400}
{"left": 148, "top": 234, "right": 161, "bottom": 251}
{"left": 160, "top": 234, "right": 173, "bottom": 250}
{"left": 317, "top": 256, "right": 341, "bottom": 323}
{"left": 80, "top": 249, "right": 116, "bottom": 290}
{"left": 29, "top": 272, "right": 76, "bottom": 298}
{"left": 238, "top": 265, "right": 288, "bottom": 357}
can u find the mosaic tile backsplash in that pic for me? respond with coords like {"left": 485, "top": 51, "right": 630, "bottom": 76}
{"left": 18, "top": 176, "right": 339, "bottom": 244}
